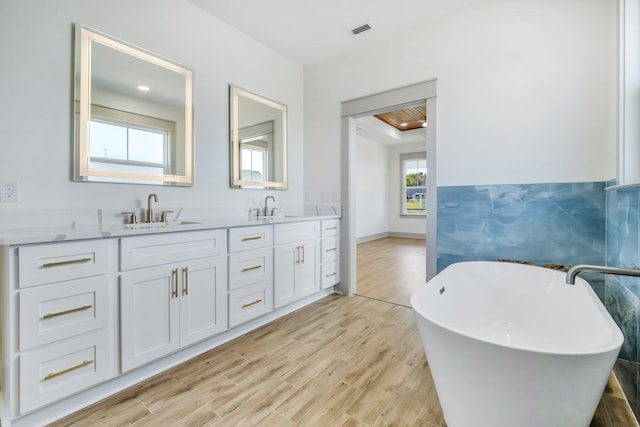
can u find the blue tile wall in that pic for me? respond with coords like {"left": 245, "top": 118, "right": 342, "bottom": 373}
{"left": 606, "top": 184, "right": 640, "bottom": 419}
{"left": 437, "top": 182, "right": 606, "bottom": 272}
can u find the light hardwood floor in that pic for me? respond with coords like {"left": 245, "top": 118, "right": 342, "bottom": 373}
{"left": 356, "top": 237, "right": 426, "bottom": 307}
{"left": 49, "top": 237, "right": 636, "bottom": 426}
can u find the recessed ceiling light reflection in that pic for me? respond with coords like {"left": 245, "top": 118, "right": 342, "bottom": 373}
{"left": 137, "top": 85, "right": 150, "bottom": 92}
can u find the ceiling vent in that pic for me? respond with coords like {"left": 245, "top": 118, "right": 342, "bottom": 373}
{"left": 351, "top": 24, "right": 372, "bottom": 35}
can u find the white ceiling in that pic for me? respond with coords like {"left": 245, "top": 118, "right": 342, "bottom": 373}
{"left": 188, "top": 0, "right": 484, "bottom": 67}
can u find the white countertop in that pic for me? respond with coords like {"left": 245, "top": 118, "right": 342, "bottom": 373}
{"left": 0, "top": 214, "right": 340, "bottom": 246}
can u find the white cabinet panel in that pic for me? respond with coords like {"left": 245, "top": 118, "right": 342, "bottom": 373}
{"left": 228, "top": 281, "right": 273, "bottom": 327}
{"left": 274, "top": 238, "right": 320, "bottom": 309}
{"left": 228, "top": 225, "right": 272, "bottom": 252}
{"left": 120, "top": 265, "right": 180, "bottom": 372}
{"left": 120, "top": 230, "right": 225, "bottom": 271}
{"left": 228, "top": 248, "right": 272, "bottom": 291}
{"left": 321, "top": 219, "right": 339, "bottom": 238}
{"left": 19, "top": 277, "right": 108, "bottom": 351}
{"left": 19, "top": 329, "right": 111, "bottom": 414}
{"left": 179, "top": 257, "right": 227, "bottom": 346}
{"left": 274, "top": 221, "right": 320, "bottom": 245}
{"left": 18, "top": 239, "right": 108, "bottom": 288}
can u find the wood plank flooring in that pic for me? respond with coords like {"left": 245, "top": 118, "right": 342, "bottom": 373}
{"left": 49, "top": 236, "right": 637, "bottom": 426}
{"left": 356, "top": 237, "right": 426, "bottom": 307}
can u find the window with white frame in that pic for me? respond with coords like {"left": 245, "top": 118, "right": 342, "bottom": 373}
{"left": 401, "top": 152, "right": 427, "bottom": 216}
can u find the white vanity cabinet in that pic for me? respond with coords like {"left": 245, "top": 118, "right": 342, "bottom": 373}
{"left": 320, "top": 219, "right": 340, "bottom": 288}
{"left": 273, "top": 221, "right": 321, "bottom": 308}
{"left": 119, "top": 230, "right": 227, "bottom": 372}
{"left": 16, "top": 239, "right": 113, "bottom": 414}
{"left": 228, "top": 225, "right": 273, "bottom": 327}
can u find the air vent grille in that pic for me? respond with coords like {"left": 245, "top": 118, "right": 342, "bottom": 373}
{"left": 351, "top": 24, "right": 372, "bottom": 35}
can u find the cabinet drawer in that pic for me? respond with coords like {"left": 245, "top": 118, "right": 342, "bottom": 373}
{"left": 321, "top": 262, "right": 339, "bottom": 288}
{"left": 228, "top": 248, "right": 272, "bottom": 291}
{"left": 20, "top": 329, "right": 111, "bottom": 414}
{"left": 228, "top": 281, "right": 273, "bottom": 327}
{"left": 19, "top": 277, "right": 108, "bottom": 351}
{"left": 321, "top": 220, "right": 339, "bottom": 237}
{"left": 274, "top": 221, "right": 320, "bottom": 245}
{"left": 322, "top": 237, "right": 339, "bottom": 263}
{"left": 120, "top": 230, "right": 225, "bottom": 271}
{"left": 18, "top": 240, "right": 108, "bottom": 288}
{"left": 228, "top": 225, "right": 272, "bottom": 253}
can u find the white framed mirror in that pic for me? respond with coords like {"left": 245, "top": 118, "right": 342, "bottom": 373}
{"left": 73, "top": 25, "right": 194, "bottom": 185}
{"left": 229, "top": 85, "right": 288, "bottom": 190}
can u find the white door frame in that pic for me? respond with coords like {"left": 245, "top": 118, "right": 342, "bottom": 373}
{"left": 337, "top": 80, "right": 438, "bottom": 296}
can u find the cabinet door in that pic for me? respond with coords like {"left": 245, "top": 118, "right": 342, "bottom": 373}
{"left": 120, "top": 265, "right": 180, "bottom": 372}
{"left": 179, "top": 256, "right": 227, "bottom": 346}
{"left": 274, "top": 242, "right": 298, "bottom": 309}
{"left": 298, "top": 239, "right": 320, "bottom": 297}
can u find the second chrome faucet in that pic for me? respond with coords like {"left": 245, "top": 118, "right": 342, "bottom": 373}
{"left": 146, "top": 193, "right": 158, "bottom": 223}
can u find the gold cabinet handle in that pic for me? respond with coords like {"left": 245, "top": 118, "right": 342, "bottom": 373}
{"left": 241, "top": 236, "right": 262, "bottom": 241}
{"left": 326, "top": 272, "right": 337, "bottom": 278}
{"left": 241, "top": 265, "right": 263, "bottom": 272}
{"left": 295, "top": 245, "right": 300, "bottom": 264}
{"left": 172, "top": 268, "right": 179, "bottom": 298}
{"left": 41, "top": 257, "right": 93, "bottom": 268}
{"left": 182, "top": 267, "right": 189, "bottom": 296}
{"left": 42, "top": 304, "right": 93, "bottom": 320}
{"left": 43, "top": 359, "right": 93, "bottom": 381}
{"left": 325, "top": 248, "right": 337, "bottom": 252}
{"left": 325, "top": 226, "right": 337, "bottom": 231}
{"left": 301, "top": 244, "right": 305, "bottom": 264}
{"left": 242, "top": 299, "right": 263, "bottom": 309}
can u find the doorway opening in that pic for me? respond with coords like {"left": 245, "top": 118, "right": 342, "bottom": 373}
{"left": 338, "top": 80, "right": 438, "bottom": 297}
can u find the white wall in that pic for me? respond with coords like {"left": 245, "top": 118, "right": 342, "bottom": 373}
{"left": 304, "top": 0, "right": 617, "bottom": 197}
{"left": 355, "top": 136, "right": 388, "bottom": 239}
{"left": 387, "top": 142, "right": 427, "bottom": 236}
{"left": 0, "top": 0, "right": 303, "bottom": 212}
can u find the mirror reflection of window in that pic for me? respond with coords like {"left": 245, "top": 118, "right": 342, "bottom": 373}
{"left": 238, "top": 121, "right": 273, "bottom": 183}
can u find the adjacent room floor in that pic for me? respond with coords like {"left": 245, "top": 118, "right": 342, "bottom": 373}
{"left": 356, "top": 237, "right": 427, "bottom": 307}
{"left": 50, "top": 293, "right": 634, "bottom": 426}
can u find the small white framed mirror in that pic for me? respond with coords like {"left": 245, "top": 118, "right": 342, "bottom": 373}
{"left": 73, "top": 25, "right": 194, "bottom": 185}
{"left": 229, "top": 85, "right": 288, "bottom": 190}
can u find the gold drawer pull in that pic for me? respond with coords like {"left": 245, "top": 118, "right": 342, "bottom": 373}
{"left": 325, "top": 248, "right": 337, "bottom": 252}
{"left": 172, "top": 269, "right": 179, "bottom": 298}
{"left": 241, "top": 265, "right": 263, "bottom": 272}
{"left": 43, "top": 359, "right": 94, "bottom": 381}
{"left": 325, "top": 226, "right": 337, "bottom": 230}
{"left": 41, "top": 257, "right": 93, "bottom": 268}
{"left": 241, "top": 236, "right": 262, "bottom": 241}
{"left": 242, "top": 299, "right": 263, "bottom": 309}
{"left": 42, "top": 304, "right": 93, "bottom": 320}
{"left": 326, "top": 272, "right": 337, "bottom": 278}
{"left": 182, "top": 267, "right": 189, "bottom": 296}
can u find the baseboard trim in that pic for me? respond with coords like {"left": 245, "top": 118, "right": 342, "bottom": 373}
{"left": 388, "top": 232, "right": 426, "bottom": 240}
{"left": 357, "top": 232, "right": 426, "bottom": 243}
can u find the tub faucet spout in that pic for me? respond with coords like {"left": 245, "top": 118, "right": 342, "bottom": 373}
{"left": 566, "top": 264, "right": 640, "bottom": 285}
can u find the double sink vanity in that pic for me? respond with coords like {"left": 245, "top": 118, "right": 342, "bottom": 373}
{"left": 0, "top": 20, "right": 337, "bottom": 426}
{"left": 0, "top": 209, "right": 340, "bottom": 426}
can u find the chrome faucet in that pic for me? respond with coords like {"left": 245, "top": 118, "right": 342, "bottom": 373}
{"left": 264, "top": 195, "right": 275, "bottom": 217}
{"left": 566, "top": 264, "right": 640, "bottom": 285}
{"left": 146, "top": 193, "right": 158, "bottom": 223}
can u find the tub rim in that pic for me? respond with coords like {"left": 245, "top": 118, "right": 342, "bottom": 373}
{"left": 410, "top": 261, "right": 624, "bottom": 357}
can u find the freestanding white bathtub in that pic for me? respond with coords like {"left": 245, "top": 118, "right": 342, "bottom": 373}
{"left": 411, "top": 261, "right": 623, "bottom": 427}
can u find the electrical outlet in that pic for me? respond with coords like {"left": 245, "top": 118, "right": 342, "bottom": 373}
{"left": 0, "top": 181, "right": 19, "bottom": 202}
